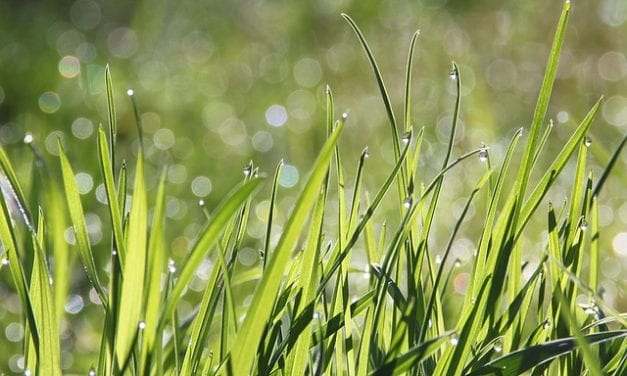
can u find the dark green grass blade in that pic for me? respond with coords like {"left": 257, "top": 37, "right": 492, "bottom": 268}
{"left": 468, "top": 331, "right": 627, "bottom": 376}
{"left": 227, "top": 121, "right": 344, "bottom": 375}
{"left": 593, "top": 132, "right": 627, "bottom": 198}
{"left": 58, "top": 144, "right": 108, "bottom": 306}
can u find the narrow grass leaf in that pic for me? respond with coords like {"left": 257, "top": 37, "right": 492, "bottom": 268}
{"left": 227, "top": 121, "right": 344, "bottom": 375}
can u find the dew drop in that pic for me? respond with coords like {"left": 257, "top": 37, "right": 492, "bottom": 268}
{"left": 126, "top": 89, "right": 134, "bottom": 96}
{"left": 428, "top": 319, "right": 433, "bottom": 328}
{"left": 401, "top": 132, "right": 411, "bottom": 144}
{"left": 584, "top": 136, "right": 592, "bottom": 148}
{"left": 363, "top": 148, "right": 369, "bottom": 159}
{"left": 243, "top": 163, "right": 252, "bottom": 176}
{"left": 24, "top": 370, "right": 32, "bottom": 376}
{"left": 494, "top": 338, "right": 503, "bottom": 353}
{"left": 435, "top": 255, "right": 442, "bottom": 265}
{"left": 449, "top": 68, "right": 458, "bottom": 80}
{"left": 454, "top": 259, "right": 462, "bottom": 268}
{"left": 478, "top": 146, "right": 489, "bottom": 162}
{"left": 580, "top": 220, "right": 588, "bottom": 231}
{"left": 198, "top": 199, "right": 205, "bottom": 207}
{"left": 543, "top": 319, "right": 551, "bottom": 329}
{"left": 403, "top": 197, "right": 412, "bottom": 208}
{"left": 258, "top": 250, "right": 265, "bottom": 260}
{"left": 1, "top": 257, "right": 8, "bottom": 266}
{"left": 168, "top": 258, "right": 176, "bottom": 273}
{"left": 112, "top": 250, "right": 117, "bottom": 256}
{"left": 138, "top": 321, "right": 146, "bottom": 330}
{"left": 341, "top": 112, "right": 349, "bottom": 120}
{"left": 23, "top": 133, "right": 34, "bottom": 144}
{"left": 449, "top": 333, "right": 459, "bottom": 346}
{"left": 89, "top": 367, "right": 96, "bottom": 376}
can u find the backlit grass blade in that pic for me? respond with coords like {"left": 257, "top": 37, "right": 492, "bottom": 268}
{"left": 342, "top": 14, "right": 402, "bottom": 167}
{"left": 514, "top": 0, "right": 570, "bottom": 202}
{"left": 518, "top": 97, "right": 602, "bottom": 232}
{"left": 58, "top": 144, "right": 108, "bottom": 306}
{"left": 114, "top": 151, "right": 148, "bottom": 368}
{"left": 160, "top": 178, "right": 263, "bottom": 326}
{"left": 227, "top": 120, "right": 344, "bottom": 376}
{"left": 403, "top": 30, "right": 419, "bottom": 133}
{"left": 105, "top": 64, "right": 117, "bottom": 168}
{"left": 593, "top": 132, "right": 627, "bottom": 197}
{"left": 263, "top": 160, "right": 283, "bottom": 270}
{"left": 468, "top": 331, "right": 626, "bottom": 376}
{"left": 139, "top": 168, "right": 167, "bottom": 373}
{"left": 97, "top": 126, "right": 127, "bottom": 268}
{"left": 29, "top": 210, "right": 62, "bottom": 375}
{"left": 371, "top": 331, "right": 455, "bottom": 376}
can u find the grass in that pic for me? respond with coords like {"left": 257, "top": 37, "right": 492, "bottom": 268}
{"left": 0, "top": 1, "right": 626, "bottom": 374}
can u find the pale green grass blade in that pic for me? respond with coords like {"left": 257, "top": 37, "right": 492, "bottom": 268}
{"left": 29, "top": 211, "right": 62, "bottom": 375}
{"left": 161, "top": 178, "right": 263, "bottom": 326}
{"left": 467, "top": 331, "right": 626, "bottom": 376}
{"left": 58, "top": 144, "right": 108, "bottom": 306}
{"left": 97, "top": 126, "right": 127, "bottom": 268}
{"left": 227, "top": 121, "right": 344, "bottom": 375}
{"left": 140, "top": 168, "right": 167, "bottom": 373}
{"left": 263, "top": 161, "right": 283, "bottom": 269}
{"left": 114, "top": 151, "right": 148, "bottom": 367}
{"left": 0, "top": 146, "right": 33, "bottom": 230}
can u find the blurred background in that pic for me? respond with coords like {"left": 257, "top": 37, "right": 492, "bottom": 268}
{"left": 0, "top": 0, "right": 626, "bottom": 373}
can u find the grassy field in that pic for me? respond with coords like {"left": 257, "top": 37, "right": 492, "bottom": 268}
{"left": 0, "top": 1, "right": 626, "bottom": 375}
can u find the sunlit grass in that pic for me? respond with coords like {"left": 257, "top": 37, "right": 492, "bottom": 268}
{"left": 0, "top": 1, "right": 625, "bottom": 375}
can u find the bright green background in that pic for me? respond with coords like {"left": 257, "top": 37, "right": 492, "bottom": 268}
{"left": 0, "top": 0, "right": 626, "bottom": 373}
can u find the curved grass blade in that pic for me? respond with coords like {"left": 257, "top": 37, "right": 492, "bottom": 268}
{"left": 226, "top": 120, "right": 344, "bottom": 376}
{"left": 58, "top": 144, "right": 108, "bottom": 306}
{"left": 468, "top": 331, "right": 627, "bottom": 376}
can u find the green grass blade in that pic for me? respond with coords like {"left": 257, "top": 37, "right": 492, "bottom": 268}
{"left": 403, "top": 30, "right": 419, "bottom": 133}
{"left": 514, "top": 0, "right": 570, "bottom": 201}
{"left": 97, "top": 126, "right": 127, "bottom": 269}
{"left": 227, "top": 120, "right": 344, "bottom": 375}
{"left": 29, "top": 210, "right": 62, "bottom": 375}
{"left": 263, "top": 161, "right": 283, "bottom": 270}
{"left": 468, "top": 331, "right": 626, "bottom": 376}
{"left": 371, "top": 331, "right": 455, "bottom": 376}
{"left": 105, "top": 64, "right": 117, "bottom": 169}
{"left": 114, "top": 151, "right": 148, "bottom": 367}
{"left": 58, "top": 144, "right": 108, "bottom": 306}
{"left": 160, "top": 178, "right": 263, "bottom": 326}
{"left": 139, "top": 168, "right": 168, "bottom": 373}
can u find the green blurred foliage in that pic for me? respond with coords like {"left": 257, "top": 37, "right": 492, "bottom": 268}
{"left": 0, "top": 0, "right": 626, "bottom": 373}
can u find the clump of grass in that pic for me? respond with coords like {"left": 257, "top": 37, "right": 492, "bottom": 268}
{"left": 0, "top": 1, "right": 626, "bottom": 375}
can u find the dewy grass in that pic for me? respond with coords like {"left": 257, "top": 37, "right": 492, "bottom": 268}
{"left": 0, "top": 1, "right": 626, "bottom": 375}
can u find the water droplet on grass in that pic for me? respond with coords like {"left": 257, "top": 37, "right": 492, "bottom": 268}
{"left": 168, "top": 258, "right": 176, "bottom": 273}
{"left": 479, "top": 146, "right": 489, "bottom": 162}
{"left": 126, "top": 88, "right": 134, "bottom": 96}
{"left": 89, "top": 367, "right": 96, "bottom": 376}
{"left": 138, "top": 321, "right": 146, "bottom": 330}
{"left": 243, "top": 163, "right": 252, "bottom": 176}
{"left": 435, "top": 255, "right": 442, "bottom": 265}
{"left": 363, "top": 148, "right": 369, "bottom": 159}
{"left": 449, "top": 333, "right": 459, "bottom": 346}
{"left": 23, "top": 133, "right": 34, "bottom": 144}
{"left": 584, "top": 136, "right": 592, "bottom": 147}
{"left": 449, "top": 68, "right": 458, "bottom": 80}
{"left": 494, "top": 338, "right": 503, "bottom": 353}
{"left": 342, "top": 112, "right": 349, "bottom": 120}
{"left": 580, "top": 220, "right": 588, "bottom": 231}
{"left": 198, "top": 199, "right": 205, "bottom": 207}
{"left": 1, "top": 257, "right": 8, "bottom": 265}
{"left": 401, "top": 132, "right": 411, "bottom": 144}
{"left": 454, "top": 259, "right": 462, "bottom": 268}
{"left": 543, "top": 319, "right": 551, "bottom": 329}
{"left": 403, "top": 197, "right": 412, "bottom": 208}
